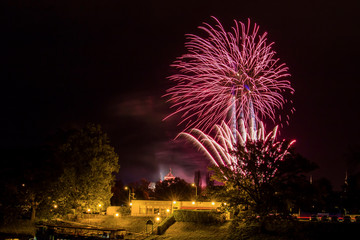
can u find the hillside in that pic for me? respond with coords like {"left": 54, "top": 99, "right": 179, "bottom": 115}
{"left": 156, "top": 221, "right": 231, "bottom": 240}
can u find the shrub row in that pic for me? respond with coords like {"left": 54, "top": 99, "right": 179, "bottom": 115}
{"left": 157, "top": 214, "right": 176, "bottom": 235}
{"left": 173, "top": 210, "right": 225, "bottom": 223}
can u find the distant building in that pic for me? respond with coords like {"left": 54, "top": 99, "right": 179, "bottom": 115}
{"left": 194, "top": 170, "right": 202, "bottom": 189}
{"left": 206, "top": 171, "right": 214, "bottom": 187}
{"left": 163, "top": 168, "right": 176, "bottom": 181}
{"left": 148, "top": 182, "right": 156, "bottom": 191}
{"left": 129, "top": 200, "right": 223, "bottom": 217}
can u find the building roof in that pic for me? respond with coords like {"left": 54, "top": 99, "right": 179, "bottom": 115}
{"left": 164, "top": 168, "right": 175, "bottom": 181}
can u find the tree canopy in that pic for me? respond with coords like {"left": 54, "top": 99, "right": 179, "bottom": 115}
{"left": 154, "top": 177, "right": 193, "bottom": 201}
{"left": 52, "top": 124, "right": 120, "bottom": 216}
{"left": 209, "top": 139, "right": 317, "bottom": 219}
{"left": 0, "top": 123, "right": 120, "bottom": 222}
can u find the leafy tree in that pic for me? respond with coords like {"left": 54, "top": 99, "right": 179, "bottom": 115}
{"left": 111, "top": 180, "right": 126, "bottom": 206}
{"left": 0, "top": 124, "right": 119, "bottom": 221}
{"left": 51, "top": 123, "right": 120, "bottom": 216}
{"left": 342, "top": 144, "right": 360, "bottom": 214}
{"left": 342, "top": 173, "right": 360, "bottom": 214}
{"left": 154, "top": 177, "right": 193, "bottom": 201}
{"left": 129, "top": 179, "right": 152, "bottom": 200}
{"left": 210, "top": 139, "right": 316, "bottom": 220}
{"left": 111, "top": 179, "right": 153, "bottom": 206}
{"left": 0, "top": 147, "right": 61, "bottom": 222}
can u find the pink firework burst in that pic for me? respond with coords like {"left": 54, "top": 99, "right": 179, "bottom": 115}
{"left": 178, "top": 121, "right": 296, "bottom": 178}
{"left": 165, "top": 17, "right": 294, "bottom": 132}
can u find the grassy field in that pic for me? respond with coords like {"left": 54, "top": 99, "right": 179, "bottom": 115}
{"left": 155, "top": 220, "right": 360, "bottom": 240}
{"left": 78, "top": 215, "right": 156, "bottom": 233}
{"left": 0, "top": 219, "right": 36, "bottom": 235}
{"left": 156, "top": 222, "right": 231, "bottom": 240}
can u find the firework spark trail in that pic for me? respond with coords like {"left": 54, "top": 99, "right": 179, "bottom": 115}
{"left": 165, "top": 17, "right": 293, "bottom": 133}
{"left": 178, "top": 121, "right": 295, "bottom": 178}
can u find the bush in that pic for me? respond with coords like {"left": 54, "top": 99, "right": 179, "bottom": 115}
{"left": 117, "top": 206, "right": 131, "bottom": 216}
{"left": 173, "top": 210, "right": 225, "bottom": 224}
{"left": 157, "top": 214, "right": 175, "bottom": 235}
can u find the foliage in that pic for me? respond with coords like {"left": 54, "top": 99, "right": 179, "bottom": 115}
{"left": 157, "top": 214, "right": 175, "bottom": 235}
{"left": 209, "top": 139, "right": 317, "bottom": 219}
{"left": 110, "top": 180, "right": 127, "bottom": 206}
{"left": 0, "top": 147, "right": 62, "bottom": 223}
{"left": 343, "top": 173, "right": 360, "bottom": 213}
{"left": 228, "top": 219, "right": 360, "bottom": 240}
{"left": 154, "top": 178, "right": 193, "bottom": 201}
{"left": 129, "top": 178, "right": 152, "bottom": 200}
{"left": 342, "top": 145, "right": 360, "bottom": 213}
{"left": 50, "top": 123, "right": 120, "bottom": 217}
{"left": 117, "top": 206, "right": 131, "bottom": 216}
{"left": 173, "top": 210, "right": 225, "bottom": 223}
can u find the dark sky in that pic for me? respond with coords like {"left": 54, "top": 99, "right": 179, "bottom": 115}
{"left": 1, "top": 0, "right": 359, "bottom": 189}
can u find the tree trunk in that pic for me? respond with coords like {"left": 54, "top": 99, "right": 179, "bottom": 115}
{"left": 30, "top": 205, "right": 36, "bottom": 222}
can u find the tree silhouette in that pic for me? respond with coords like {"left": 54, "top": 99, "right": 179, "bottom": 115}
{"left": 154, "top": 178, "right": 193, "bottom": 201}
{"left": 210, "top": 140, "right": 316, "bottom": 219}
{"left": 51, "top": 123, "right": 120, "bottom": 216}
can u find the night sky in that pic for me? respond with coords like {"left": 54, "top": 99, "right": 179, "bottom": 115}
{"left": 1, "top": 0, "right": 359, "bottom": 189}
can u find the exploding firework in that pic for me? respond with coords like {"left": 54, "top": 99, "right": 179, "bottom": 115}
{"left": 165, "top": 17, "right": 294, "bottom": 132}
{"left": 178, "top": 121, "right": 295, "bottom": 177}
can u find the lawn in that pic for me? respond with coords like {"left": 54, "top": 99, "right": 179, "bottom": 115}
{"left": 77, "top": 215, "right": 155, "bottom": 233}
{"left": 0, "top": 219, "right": 36, "bottom": 235}
{"left": 156, "top": 221, "right": 231, "bottom": 240}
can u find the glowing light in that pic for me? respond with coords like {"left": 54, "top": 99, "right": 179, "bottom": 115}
{"left": 54, "top": 204, "right": 58, "bottom": 209}
{"left": 211, "top": 202, "right": 215, "bottom": 205}
{"left": 173, "top": 201, "right": 177, "bottom": 204}
{"left": 165, "top": 17, "right": 293, "bottom": 133}
{"left": 156, "top": 217, "right": 161, "bottom": 222}
{"left": 179, "top": 121, "right": 295, "bottom": 178}
{"left": 129, "top": 202, "right": 132, "bottom": 206}
{"left": 98, "top": 204, "right": 102, "bottom": 207}
{"left": 192, "top": 201, "right": 195, "bottom": 205}
{"left": 166, "top": 209, "right": 170, "bottom": 213}
{"left": 87, "top": 208, "right": 91, "bottom": 212}
{"left": 115, "top": 213, "right": 119, "bottom": 217}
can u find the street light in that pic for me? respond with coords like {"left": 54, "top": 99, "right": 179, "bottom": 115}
{"left": 124, "top": 186, "right": 131, "bottom": 205}
{"left": 191, "top": 183, "right": 197, "bottom": 199}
